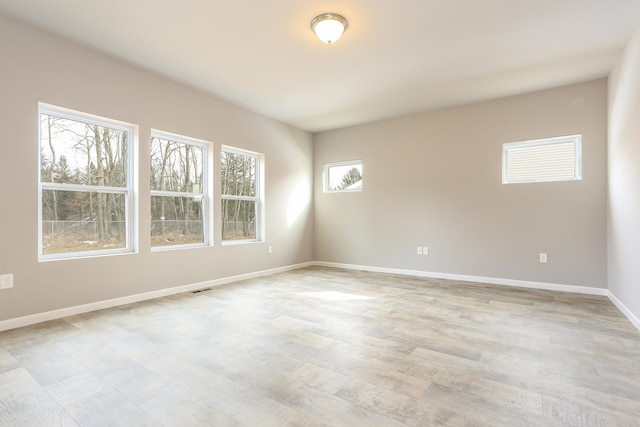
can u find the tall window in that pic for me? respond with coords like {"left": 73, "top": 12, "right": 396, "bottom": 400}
{"left": 502, "top": 135, "right": 582, "bottom": 184}
{"left": 39, "top": 105, "right": 135, "bottom": 259}
{"left": 221, "top": 147, "right": 262, "bottom": 242}
{"left": 150, "top": 132, "right": 208, "bottom": 248}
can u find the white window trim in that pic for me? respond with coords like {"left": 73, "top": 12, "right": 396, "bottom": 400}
{"left": 38, "top": 103, "right": 138, "bottom": 261}
{"left": 502, "top": 134, "right": 582, "bottom": 184}
{"left": 323, "top": 160, "right": 363, "bottom": 193}
{"left": 221, "top": 145, "right": 264, "bottom": 244}
{"left": 150, "top": 130, "right": 211, "bottom": 251}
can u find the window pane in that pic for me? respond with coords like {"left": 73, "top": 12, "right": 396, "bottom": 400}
{"left": 151, "top": 195, "right": 204, "bottom": 246}
{"left": 221, "top": 151, "right": 256, "bottom": 197}
{"left": 221, "top": 146, "right": 262, "bottom": 242}
{"left": 40, "top": 114, "right": 127, "bottom": 187}
{"left": 41, "top": 190, "right": 126, "bottom": 254}
{"left": 326, "top": 162, "right": 362, "bottom": 191}
{"left": 150, "top": 137, "right": 204, "bottom": 192}
{"left": 222, "top": 199, "right": 256, "bottom": 240}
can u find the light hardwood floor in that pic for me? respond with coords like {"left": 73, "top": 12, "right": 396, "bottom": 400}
{"left": 1, "top": 266, "right": 640, "bottom": 426}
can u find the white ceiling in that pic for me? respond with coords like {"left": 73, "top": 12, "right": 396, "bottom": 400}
{"left": 1, "top": 0, "right": 639, "bottom": 132}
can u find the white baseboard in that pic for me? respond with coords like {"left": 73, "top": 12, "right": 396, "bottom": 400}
{"left": 608, "top": 291, "right": 640, "bottom": 331}
{"left": 0, "top": 261, "right": 313, "bottom": 333}
{"left": 313, "top": 261, "right": 609, "bottom": 296}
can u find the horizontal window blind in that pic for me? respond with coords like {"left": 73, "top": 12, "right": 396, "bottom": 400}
{"left": 503, "top": 135, "right": 581, "bottom": 184}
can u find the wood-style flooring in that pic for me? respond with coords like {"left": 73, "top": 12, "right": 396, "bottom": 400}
{"left": 1, "top": 266, "right": 640, "bottom": 426}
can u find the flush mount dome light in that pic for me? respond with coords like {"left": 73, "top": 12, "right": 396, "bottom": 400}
{"left": 311, "top": 13, "right": 348, "bottom": 44}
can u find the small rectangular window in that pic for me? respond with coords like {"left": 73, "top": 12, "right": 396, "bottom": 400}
{"left": 502, "top": 135, "right": 582, "bottom": 184}
{"left": 150, "top": 132, "right": 208, "bottom": 249}
{"left": 39, "top": 104, "right": 136, "bottom": 259}
{"left": 324, "top": 160, "right": 363, "bottom": 192}
{"left": 221, "top": 146, "right": 263, "bottom": 242}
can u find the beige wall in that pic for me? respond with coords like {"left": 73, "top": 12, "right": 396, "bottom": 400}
{"left": 608, "top": 26, "right": 640, "bottom": 321}
{"left": 314, "top": 80, "right": 608, "bottom": 288}
{"left": 0, "top": 15, "right": 314, "bottom": 322}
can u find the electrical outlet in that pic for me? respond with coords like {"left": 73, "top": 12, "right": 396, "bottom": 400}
{"left": 423, "top": 247, "right": 429, "bottom": 255}
{"left": 416, "top": 246, "right": 422, "bottom": 255}
{"left": 0, "top": 274, "right": 13, "bottom": 289}
{"left": 539, "top": 253, "right": 548, "bottom": 263}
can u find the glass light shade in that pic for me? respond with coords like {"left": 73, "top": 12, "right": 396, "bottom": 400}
{"left": 311, "top": 13, "right": 348, "bottom": 44}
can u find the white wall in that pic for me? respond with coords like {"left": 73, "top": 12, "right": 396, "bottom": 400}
{"left": 608, "top": 26, "right": 640, "bottom": 325}
{"left": 0, "top": 15, "right": 314, "bottom": 323}
{"left": 314, "top": 80, "right": 608, "bottom": 289}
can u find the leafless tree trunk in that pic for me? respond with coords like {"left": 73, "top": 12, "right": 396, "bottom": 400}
{"left": 183, "top": 146, "right": 192, "bottom": 235}
{"left": 46, "top": 115, "right": 58, "bottom": 222}
{"left": 93, "top": 125, "right": 106, "bottom": 240}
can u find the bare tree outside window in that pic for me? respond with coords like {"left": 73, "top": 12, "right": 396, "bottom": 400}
{"left": 39, "top": 108, "right": 133, "bottom": 258}
{"left": 336, "top": 167, "right": 362, "bottom": 190}
{"left": 221, "top": 148, "right": 260, "bottom": 241}
{"left": 150, "top": 135, "right": 206, "bottom": 247}
{"left": 324, "top": 161, "right": 363, "bottom": 192}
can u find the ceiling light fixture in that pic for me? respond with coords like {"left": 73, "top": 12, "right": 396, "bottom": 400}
{"left": 311, "top": 13, "right": 348, "bottom": 45}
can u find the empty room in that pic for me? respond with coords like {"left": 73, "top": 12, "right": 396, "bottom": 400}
{"left": 1, "top": 1, "right": 640, "bottom": 426}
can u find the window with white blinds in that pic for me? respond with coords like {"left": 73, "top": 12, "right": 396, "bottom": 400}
{"left": 502, "top": 135, "right": 582, "bottom": 184}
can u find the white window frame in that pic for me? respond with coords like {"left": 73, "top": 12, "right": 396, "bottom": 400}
{"left": 323, "top": 160, "right": 363, "bottom": 193}
{"left": 502, "top": 134, "right": 582, "bottom": 184}
{"left": 221, "top": 145, "right": 264, "bottom": 244}
{"left": 38, "top": 103, "right": 138, "bottom": 261}
{"left": 150, "top": 130, "right": 211, "bottom": 251}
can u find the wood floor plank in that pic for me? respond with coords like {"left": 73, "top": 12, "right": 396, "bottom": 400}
{"left": 428, "top": 367, "right": 544, "bottom": 415}
{"left": 44, "top": 371, "right": 161, "bottom": 426}
{"left": 139, "top": 386, "right": 242, "bottom": 427}
{"left": 0, "top": 347, "right": 19, "bottom": 375}
{"left": 542, "top": 394, "right": 639, "bottom": 427}
{"left": 0, "top": 368, "right": 78, "bottom": 427}
{"left": 423, "top": 383, "right": 560, "bottom": 427}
